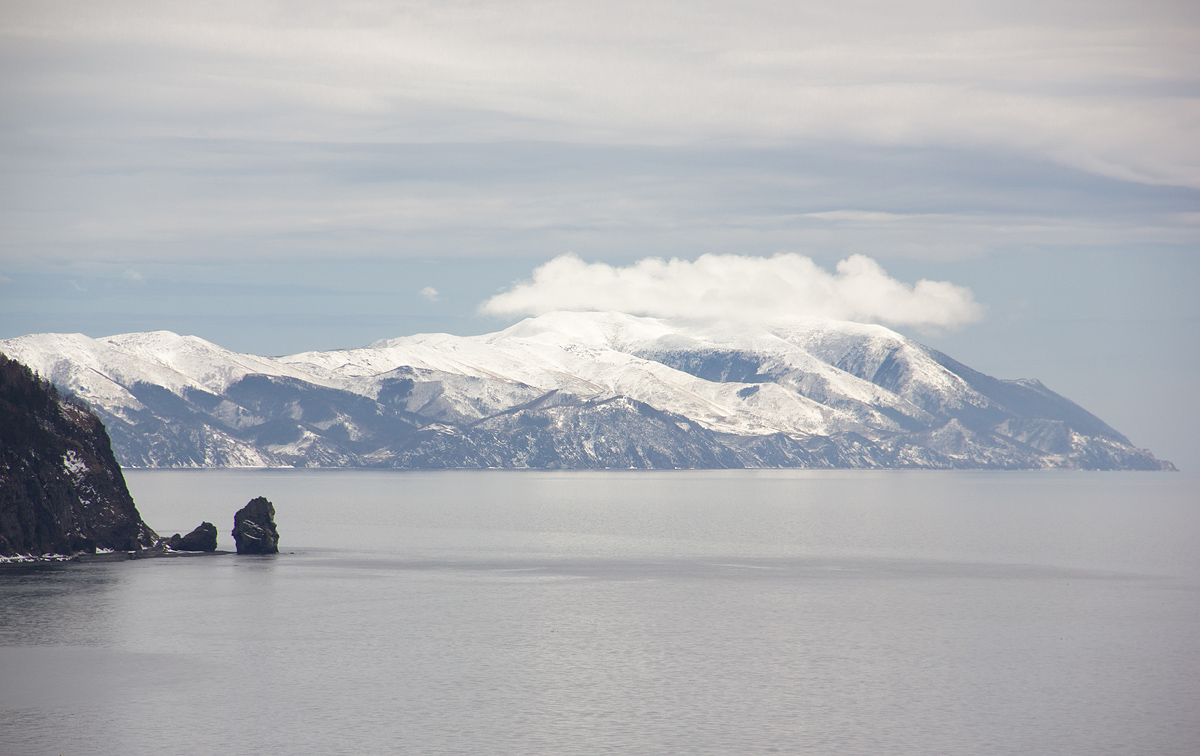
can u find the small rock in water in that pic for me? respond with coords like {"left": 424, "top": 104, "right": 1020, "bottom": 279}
{"left": 232, "top": 497, "right": 279, "bottom": 555}
{"left": 167, "top": 522, "right": 218, "bottom": 552}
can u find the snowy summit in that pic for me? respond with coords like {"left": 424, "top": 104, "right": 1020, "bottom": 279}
{"left": 0, "top": 312, "right": 1172, "bottom": 470}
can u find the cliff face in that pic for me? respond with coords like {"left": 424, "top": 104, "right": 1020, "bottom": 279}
{"left": 0, "top": 352, "right": 156, "bottom": 558}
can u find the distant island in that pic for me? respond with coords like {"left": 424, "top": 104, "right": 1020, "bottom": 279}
{"left": 0, "top": 312, "right": 1173, "bottom": 471}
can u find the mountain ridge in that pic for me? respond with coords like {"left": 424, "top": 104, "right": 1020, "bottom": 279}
{"left": 0, "top": 312, "right": 1172, "bottom": 471}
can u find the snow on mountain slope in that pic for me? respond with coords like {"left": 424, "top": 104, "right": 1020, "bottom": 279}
{"left": 371, "top": 366, "right": 545, "bottom": 425}
{"left": 775, "top": 319, "right": 987, "bottom": 416}
{"left": 0, "top": 331, "right": 325, "bottom": 421}
{"left": 0, "top": 312, "right": 1173, "bottom": 470}
{"left": 278, "top": 312, "right": 936, "bottom": 437}
{"left": 278, "top": 314, "right": 835, "bottom": 436}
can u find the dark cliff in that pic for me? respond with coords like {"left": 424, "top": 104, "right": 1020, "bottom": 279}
{"left": 0, "top": 353, "right": 156, "bottom": 557}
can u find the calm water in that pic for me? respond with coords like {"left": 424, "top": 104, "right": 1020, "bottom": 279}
{"left": 2, "top": 470, "right": 1198, "bottom": 755}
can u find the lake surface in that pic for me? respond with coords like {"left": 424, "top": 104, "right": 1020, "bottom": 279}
{"left": 2, "top": 470, "right": 1198, "bottom": 755}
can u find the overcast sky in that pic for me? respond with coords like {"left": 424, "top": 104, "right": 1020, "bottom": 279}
{"left": 1, "top": 0, "right": 1197, "bottom": 467}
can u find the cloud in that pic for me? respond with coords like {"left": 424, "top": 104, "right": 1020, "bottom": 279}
{"left": 804, "top": 211, "right": 912, "bottom": 223}
{"left": 481, "top": 253, "right": 983, "bottom": 328}
{"left": 3, "top": 1, "right": 1197, "bottom": 188}
{"left": 419, "top": 286, "right": 440, "bottom": 301}
{"left": 2, "top": 1, "right": 1197, "bottom": 268}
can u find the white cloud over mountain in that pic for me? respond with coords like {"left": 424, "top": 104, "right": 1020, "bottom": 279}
{"left": 481, "top": 253, "right": 982, "bottom": 328}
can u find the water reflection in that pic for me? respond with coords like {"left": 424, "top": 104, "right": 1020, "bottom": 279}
{"left": 0, "top": 563, "right": 124, "bottom": 647}
{"left": 2, "top": 472, "right": 1198, "bottom": 756}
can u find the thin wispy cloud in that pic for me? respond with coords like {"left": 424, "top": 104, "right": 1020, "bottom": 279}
{"left": 1, "top": 0, "right": 1196, "bottom": 266}
{"left": 3, "top": 1, "right": 1198, "bottom": 184}
{"left": 481, "top": 253, "right": 983, "bottom": 328}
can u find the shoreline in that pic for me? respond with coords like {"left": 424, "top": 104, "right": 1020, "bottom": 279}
{"left": 0, "top": 549, "right": 234, "bottom": 569}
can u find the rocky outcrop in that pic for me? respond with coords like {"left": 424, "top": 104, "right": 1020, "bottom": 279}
{"left": 167, "top": 521, "right": 218, "bottom": 552}
{"left": 0, "top": 353, "right": 157, "bottom": 558}
{"left": 232, "top": 497, "right": 279, "bottom": 554}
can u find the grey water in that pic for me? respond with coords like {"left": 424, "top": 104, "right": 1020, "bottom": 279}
{"left": 2, "top": 471, "right": 1199, "bottom": 756}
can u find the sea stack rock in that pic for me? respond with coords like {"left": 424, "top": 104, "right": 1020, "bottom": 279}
{"left": 0, "top": 353, "right": 157, "bottom": 558}
{"left": 167, "top": 522, "right": 218, "bottom": 552}
{"left": 232, "top": 497, "right": 279, "bottom": 555}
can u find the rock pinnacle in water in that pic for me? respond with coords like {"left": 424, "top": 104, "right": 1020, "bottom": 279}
{"left": 232, "top": 497, "right": 279, "bottom": 555}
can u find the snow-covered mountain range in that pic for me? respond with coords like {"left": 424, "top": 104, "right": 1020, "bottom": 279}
{"left": 0, "top": 312, "right": 1173, "bottom": 470}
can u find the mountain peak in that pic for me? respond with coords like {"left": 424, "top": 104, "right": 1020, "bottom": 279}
{"left": 0, "top": 316, "right": 1173, "bottom": 471}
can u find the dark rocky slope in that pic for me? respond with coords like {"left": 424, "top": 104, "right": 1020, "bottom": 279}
{"left": 167, "top": 521, "right": 218, "bottom": 552}
{"left": 0, "top": 353, "right": 156, "bottom": 558}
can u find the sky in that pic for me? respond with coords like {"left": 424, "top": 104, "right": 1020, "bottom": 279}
{"left": 1, "top": 0, "right": 1198, "bottom": 468}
